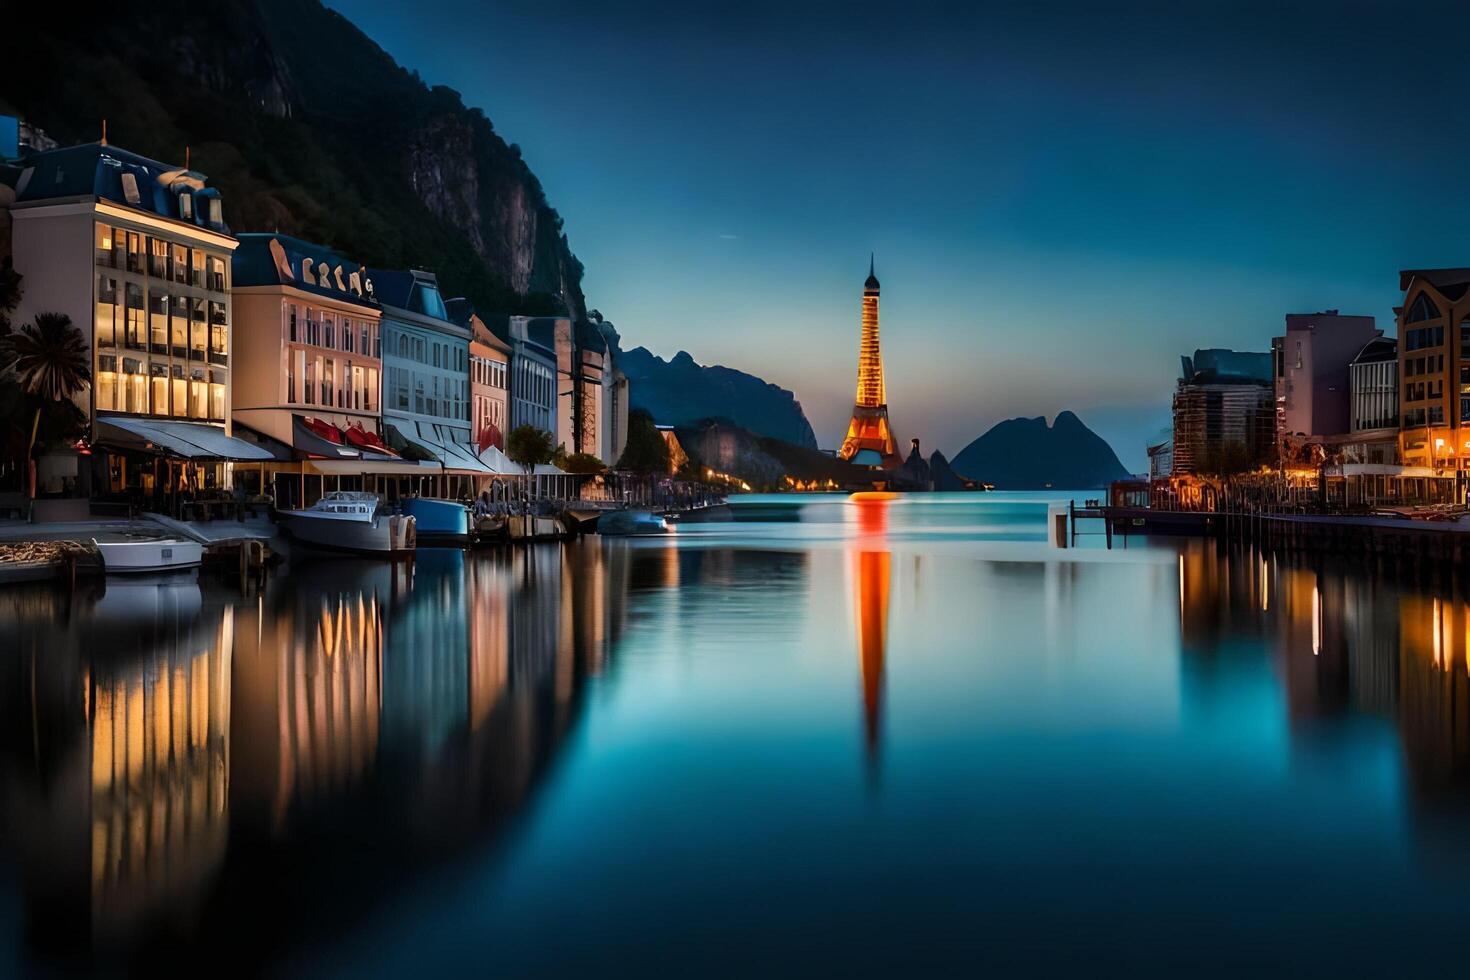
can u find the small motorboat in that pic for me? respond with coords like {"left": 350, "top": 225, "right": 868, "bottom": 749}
{"left": 93, "top": 535, "right": 203, "bottom": 574}
{"left": 507, "top": 513, "right": 566, "bottom": 542}
{"left": 471, "top": 514, "right": 507, "bottom": 545}
{"left": 277, "top": 491, "right": 416, "bottom": 556}
{"left": 400, "top": 496, "right": 470, "bottom": 545}
{"left": 596, "top": 509, "right": 669, "bottom": 536}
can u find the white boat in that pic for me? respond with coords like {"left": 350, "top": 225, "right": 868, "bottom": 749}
{"left": 277, "top": 491, "right": 416, "bottom": 556}
{"left": 92, "top": 535, "right": 203, "bottom": 574}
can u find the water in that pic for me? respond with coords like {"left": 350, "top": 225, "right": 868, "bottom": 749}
{"left": 5, "top": 492, "right": 1470, "bottom": 974}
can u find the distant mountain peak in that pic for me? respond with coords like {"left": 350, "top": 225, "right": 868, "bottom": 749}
{"left": 614, "top": 343, "right": 818, "bottom": 449}
{"left": 952, "top": 410, "right": 1129, "bottom": 490}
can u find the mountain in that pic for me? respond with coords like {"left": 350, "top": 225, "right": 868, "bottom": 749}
{"left": 0, "top": 0, "right": 583, "bottom": 317}
{"left": 951, "top": 411, "right": 1130, "bottom": 489}
{"left": 619, "top": 347, "right": 818, "bottom": 449}
{"left": 676, "top": 419, "right": 868, "bottom": 490}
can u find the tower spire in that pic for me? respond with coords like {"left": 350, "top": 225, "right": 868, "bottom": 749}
{"left": 840, "top": 254, "right": 899, "bottom": 468}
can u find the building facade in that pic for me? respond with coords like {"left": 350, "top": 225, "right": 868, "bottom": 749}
{"left": 232, "top": 235, "right": 382, "bottom": 441}
{"left": 370, "top": 269, "right": 485, "bottom": 479}
{"left": 447, "top": 300, "right": 511, "bottom": 453}
{"left": 1271, "top": 310, "right": 1379, "bottom": 445}
{"left": 507, "top": 315, "right": 558, "bottom": 437}
{"left": 1394, "top": 270, "right": 1470, "bottom": 476}
{"left": 1170, "top": 348, "right": 1275, "bottom": 476}
{"left": 4, "top": 141, "right": 266, "bottom": 499}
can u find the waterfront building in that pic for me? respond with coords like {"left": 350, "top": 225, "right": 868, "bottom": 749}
{"left": 1170, "top": 348, "right": 1274, "bottom": 476}
{"left": 1395, "top": 269, "right": 1470, "bottom": 476}
{"left": 370, "top": 267, "right": 492, "bottom": 487}
{"left": 1271, "top": 310, "right": 1379, "bottom": 446}
{"left": 3, "top": 139, "right": 270, "bottom": 504}
{"left": 838, "top": 256, "right": 901, "bottom": 468}
{"left": 446, "top": 299, "right": 511, "bottom": 454}
{"left": 231, "top": 234, "right": 416, "bottom": 505}
{"left": 507, "top": 315, "right": 558, "bottom": 437}
{"left": 1146, "top": 430, "right": 1173, "bottom": 480}
{"left": 589, "top": 309, "right": 629, "bottom": 464}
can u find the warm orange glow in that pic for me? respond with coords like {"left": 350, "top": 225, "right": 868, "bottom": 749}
{"left": 839, "top": 264, "right": 899, "bottom": 465}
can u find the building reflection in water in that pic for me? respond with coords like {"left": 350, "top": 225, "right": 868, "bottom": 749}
{"left": 849, "top": 495, "right": 892, "bottom": 767}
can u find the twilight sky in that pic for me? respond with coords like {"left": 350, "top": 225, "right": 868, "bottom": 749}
{"left": 327, "top": 0, "right": 1470, "bottom": 468}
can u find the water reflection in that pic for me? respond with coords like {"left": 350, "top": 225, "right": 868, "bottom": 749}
{"left": 850, "top": 496, "right": 891, "bottom": 767}
{"left": 15, "top": 523, "right": 1470, "bottom": 970}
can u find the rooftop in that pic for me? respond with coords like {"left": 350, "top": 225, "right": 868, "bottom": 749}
{"left": 1180, "top": 348, "right": 1272, "bottom": 385}
{"left": 232, "top": 233, "right": 377, "bottom": 309}
{"left": 6, "top": 141, "right": 229, "bottom": 235}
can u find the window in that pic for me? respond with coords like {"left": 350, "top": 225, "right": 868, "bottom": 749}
{"left": 170, "top": 295, "right": 188, "bottom": 357}
{"left": 361, "top": 325, "right": 370, "bottom": 356}
{"left": 96, "top": 275, "right": 119, "bottom": 348}
{"left": 322, "top": 358, "right": 334, "bottom": 407}
{"left": 96, "top": 355, "right": 117, "bottom": 411}
{"left": 125, "top": 283, "right": 145, "bottom": 350}
{"left": 343, "top": 320, "right": 354, "bottom": 353}
{"left": 191, "top": 249, "right": 205, "bottom": 287}
{"left": 150, "top": 362, "right": 168, "bottom": 416}
{"left": 123, "top": 357, "right": 146, "bottom": 414}
{"left": 288, "top": 304, "right": 298, "bottom": 342}
{"left": 179, "top": 192, "right": 193, "bottom": 220}
{"left": 304, "top": 356, "right": 315, "bottom": 405}
{"left": 191, "top": 298, "right": 208, "bottom": 361}
{"left": 1408, "top": 292, "right": 1442, "bottom": 323}
{"left": 1430, "top": 405, "right": 1445, "bottom": 425}
{"left": 207, "top": 255, "right": 226, "bottom": 292}
{"left": 209, "top": 369, "right": 226, "bottom": 420}
{"left": 148, "top": 291, "right": 168, "bottom": 352}
{"left": 208, "top": 302, "right": 228, "bottom": 364}
{"left": 190, "top": 367, "right": 208, "bottom": 419}
{"left": 120, "top": 172, "right": 141, "bottom": 205}
{"left": 172, "top": 244, "right": 188, "bottom": 284}
{"left": 127, "top": 232, "right": 144, "bottom": 274}
{"left": 207, "top": 197, "right": 222, "bottom": 226}
{"left": 171, "top": 364, "right": 186, "bottom": 417}
{"left": 149, "top": 238, "right": 169, "bottom": 278}
{"left": 323, "top": 316, "right": 334, "bottom": 350}
{"left": 95, "top": 225, "right": 115, "bottom": 268}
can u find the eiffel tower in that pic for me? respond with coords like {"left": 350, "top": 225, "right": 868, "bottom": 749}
{"left": 838, "top": 255, "right": 901, "bottom": 468}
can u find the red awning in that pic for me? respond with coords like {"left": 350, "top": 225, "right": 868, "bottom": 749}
{"left": 301, "top": 416, "right": 344, "bottom": 444}
{"left": 344, "top": 423, "right": 398, "bottom": 457}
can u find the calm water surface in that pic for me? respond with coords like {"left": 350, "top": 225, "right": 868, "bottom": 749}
{"left": 5, "top": 492, "right": 1470, "bottom": 974}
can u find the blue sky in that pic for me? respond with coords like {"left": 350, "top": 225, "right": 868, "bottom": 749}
{"left": 327, "top": 0, "right": 1470, "bottom": 468}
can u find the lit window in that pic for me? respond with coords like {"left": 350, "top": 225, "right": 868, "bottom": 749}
{"left": 120, "top": 172, "right": 141, "bottom": 205}
{"left": 179, "top": 192, "right": 193, "bottom": 220}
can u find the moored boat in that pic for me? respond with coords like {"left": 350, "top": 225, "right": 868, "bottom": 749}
{"left": 92, "top": 535, "right": 203, "bottom": 574}
{"left": 400, "top": 497, "right": 470, "bottom": 545}
{"left": 277, "top": 491, "right": 416, "bottom": 556}
{"left": 596, "top": 510, "right": 669, "bottom": 536}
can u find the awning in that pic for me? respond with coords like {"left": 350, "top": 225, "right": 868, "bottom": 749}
{"left": 409, "top": 422, "right": 494, "bottom": 475}
{"left": 292, "top": 415, "right": 361, "bottom": 460}
{"left": 96, "top": 416, "right": 276, "bottom": 461}
{"left": 477, "top": 444, "right": 521, "bottom": 475}
{"left": 308, "top": 458, "right": 440, "bottom": 476}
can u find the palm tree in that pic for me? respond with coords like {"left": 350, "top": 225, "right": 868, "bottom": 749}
{"left": 2, "top": 312, "right": 91, "bottom": 497}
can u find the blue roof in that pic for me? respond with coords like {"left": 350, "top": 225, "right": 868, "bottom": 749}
{"left": 1181, "top": 348, "right": 1272, "bottom": 385}
{"left": 232, "top": 233, "right": 378, "bottom": 310}
{"left": 11, "top": 142, "right": 230, "bottom": 235}
{"left": 366, "top": 267, "right": 452, "bottom": 324}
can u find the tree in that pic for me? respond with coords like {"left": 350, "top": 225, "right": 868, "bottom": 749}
{"left": 557, "top": 451, "right": 606, "bottom": 474}
{"left": 505, "top": 424, "right": 555, "bottom": 474}
{"left": 0, "top": 311, "right": 90, "bottom": 497}
{"left": 615, "top": 409, "right": 670, "bottom": 474}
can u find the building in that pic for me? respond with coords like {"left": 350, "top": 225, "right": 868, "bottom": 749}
{"left": 1170, "top": 348, "right": 1274, "bottom": 476}
{"left": 507, "top": 315, "right": 558, "bottom": 437}
{"left": 554, "top": 319, "right": 607, "bottom": 459}
{"left": 1146, "top": 430, "right": 1173, "bottom": 480}
{"left": 589, "top": 311, "right": 630, "bottom": 465}
{"left": 370, "top": 267, "right": 492, "bottom": 488}
{"left": 1394, "top": 269, "right": 1470, "bottom": 475}
{"left": 231, "top": 234, "right": 413, "bottom": 505}
{"left": 1271, "top": 310, "right": 1379, "bottom": 446}
{"left": 446, "top": 299, "right": 511, "bottom": 455}
{"left": 838, "top": 256, "right": 901, "bottom": 468}
{"left": 3, "top": 139, "right": 270, "bottom": 504}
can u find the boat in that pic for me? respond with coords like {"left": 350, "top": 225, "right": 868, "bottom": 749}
{"left": 507, "top": 513, "right": 566, "bottom": 542}
{"left": 276, "top": 491, "right": 416, "bottom": 556}
{"left": 400, "top": 497, "right": 470, "bottom": 545}
{"left": 596, "top": 509, "right": 669, "bottom": 536}
{"left": 92, "top": 535, "right": 203, "bottom": 574}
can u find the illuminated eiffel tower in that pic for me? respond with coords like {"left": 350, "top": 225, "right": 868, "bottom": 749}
{"left": 838, "top": 255, "right": 901, "bottom": 468}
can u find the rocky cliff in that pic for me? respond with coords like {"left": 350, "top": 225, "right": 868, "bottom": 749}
{"left": 1, "top": 0, "right": 583, "bottom": 317}
{"left": 618, "top": 347, "right": 819, "bottom": 449}
{"left": 952, "top": 411, "right": 1130, "bottom": 490}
